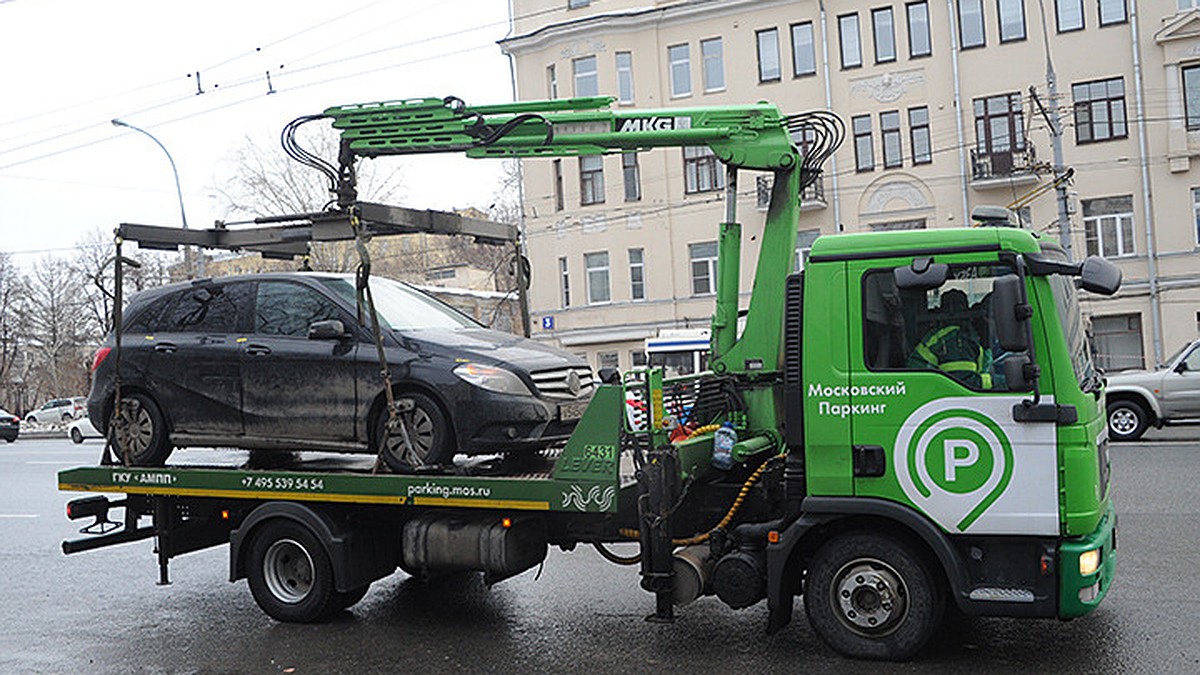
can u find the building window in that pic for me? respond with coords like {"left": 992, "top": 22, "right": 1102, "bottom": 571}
{"left": 1055, "top": 0, "right": 1084, "bottom": 32}
{"left": 568, "top": 0, "right": 591, "bottom": 8}
{"left": 701, "top": 37, "right": 724, "bottom": 92}
{"left": 628, "top": 248, "right": 646, "bottom": 301}
{"left": 997, "top": 0, "right": 1026, "bottom": 42}
{"left": 1184, "top": 65, "right": 1200, "bottom": 130}
{"left": 559, "top": 256, "right": 570, "bottom": 307}
{"left": 872, "top": 8, "right": 897, "bottom": 64}
{"left": 622, "top": 152, "right": 641, "bottom": 202}
{"left": 881, "top": 111, "right": 902, "bottom": 168}
{"left": 552, "top": 159, "right": 564, "bottom": 211}
{"left": 1083, "top": 195, "right": 1135, "bottom": 258}
{"left": 909, "top": 106, "right": 932, "bottom": 164}
{"left": 616, "top": 52, "right": 634, "bottom": 104}
{"left": 974, "top": 92, "right": 1025, "bottom": 170}
{"left": 959, "top": 0, "right": 985, "bottom": 49}
{"left": 791, "top": 22, "right": 816, "bottom": 76}
{"left": 547, "top": 64, "right": 557, "bottom": 99}
{"left": 1092, "top": 314, "right": 1144, "bottom": 371}
{"left": 1099, "top": 0, "right": 1127, "bottom": 25}
{"left": 839, "top": 14, "right": 862, "bottom": 69}
{"left": 597, "top": 351, "right": 619, "bottom": 370}
{"left": 689, "top": 242, "right": 718, "bottom": 296}
{"left": 795, "top": 229, "right": 820, "bottom": 272}
{"left": 870, "top": 219, "right": 927, "bottom": 231}
{"left": 853, "top": 114, "right": 874, "bottom": 172}
{"left": 1192, "top": 187, "right": 1200, "bottom": 246}
{"left": 573, "top": 56, "right": 597, "bottom": 97}
{"left": 585, "top": 251, "right": 611, "bottom": 304}
{"left": 669, "top": 43, "right": 691, "bottom": 97}
{"left": 757, "top": 28, "right": 782, "bottom": 82}
{"left": 580, "top": 155, "right": 604, "bottom": 206}
{"left": 1073, "top": 77, "right": 1127, "bottom": 144}
{"left": 907, "top": 1, "right": 932, "bottom": 57}
{"left": 684, "top": 146, "right": 725, "bottom": 193}
{"left": 631, "top": 350, "right": 648, "bottom": 367}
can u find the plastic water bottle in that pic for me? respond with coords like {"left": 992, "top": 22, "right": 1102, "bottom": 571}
{"left": 712, "top": 422, "right": 736, "bottom": 470}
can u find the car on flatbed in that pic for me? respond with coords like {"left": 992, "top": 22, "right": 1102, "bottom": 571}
{"left": 87, "top": 272, "right": 594, "bottom": 471}
{"left": 1105, "top": 338, "right": 1200, "bottom": 440}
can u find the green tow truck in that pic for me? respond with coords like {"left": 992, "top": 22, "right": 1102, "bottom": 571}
{"left": 60, "top": 95, "right": 1120, "bottom": 661}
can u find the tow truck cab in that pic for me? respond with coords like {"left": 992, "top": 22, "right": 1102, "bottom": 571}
{"left": 785, "top": 226, "right": 1116, "bottom": 621}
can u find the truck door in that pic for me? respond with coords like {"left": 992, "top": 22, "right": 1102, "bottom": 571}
{"left": 846, "top": 259, "right": 1059, "bottom": 536}
{"left": 801, "top": 261, "right": 853, "bottom": 496}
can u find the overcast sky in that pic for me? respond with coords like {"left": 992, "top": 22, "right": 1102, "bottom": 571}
{"left": 0, "top": 0, "right": 515, "bottom": 266}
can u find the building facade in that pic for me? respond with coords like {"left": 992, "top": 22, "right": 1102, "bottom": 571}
{"left": 501, "top": 0, "right": 1200, "bottom": 373}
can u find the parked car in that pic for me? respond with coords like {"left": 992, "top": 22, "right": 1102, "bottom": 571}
{"left": 88, "top": 272, "right": 594, "bottom": 471}
{"left": 1105, "top": 339, "right": 1200, "bottom": 441}
{"left": 67, "top": 416, "right": 102, "bottom": 444}
{"left": 0, "top": 408, "right": 19, "bottom": 442}
{"left": 25, "top": 397, "right": 84, "bottom": 424}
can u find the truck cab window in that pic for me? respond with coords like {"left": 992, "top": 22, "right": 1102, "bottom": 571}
{"left": 863, "top": 265, "right": 1010, "bottom": 391}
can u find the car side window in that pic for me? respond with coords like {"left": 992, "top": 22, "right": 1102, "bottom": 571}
{"left": 255, "top": 281, "right": 343, "bottom": 337}
{"left": 157, "top": 283, "right": 251, "bottom": 333}
{"left": 124, "top": 294, "right": 175, "bottom": 334}
{"left": 1183, "top": 347, "right": 1200, "bottom": 373}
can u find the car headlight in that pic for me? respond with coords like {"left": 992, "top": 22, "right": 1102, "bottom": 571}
{"left": 453, "top": 363, "right": 533, "bottom": 397}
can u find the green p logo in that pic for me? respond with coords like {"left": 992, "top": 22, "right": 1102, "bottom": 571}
{"left": 898, "top": 408, "right": 1014, "bottom": 532}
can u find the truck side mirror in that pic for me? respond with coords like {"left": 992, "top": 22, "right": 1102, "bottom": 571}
{"left": 1079, "top": 256, "right": 1121, "bottom": 296}
{"left": 894, "top": 258, "right": 948, "bottom": 290}
{"left": 993, "top": 274, "right": 1030, "bottom": 352}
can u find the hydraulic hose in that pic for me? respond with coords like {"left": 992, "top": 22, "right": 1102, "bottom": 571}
{"left": 592, "top": 542, "right": 641, "bottom": 565}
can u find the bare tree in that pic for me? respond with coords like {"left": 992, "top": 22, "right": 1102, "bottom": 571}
{"left": 24, "top": 256, "right": 89, "bottom": 401}
{"left": 0, "top": 252, "right": 26, "bottom": 393}
{"left": 71, "top": 228, "right": 179, "bottom": 341}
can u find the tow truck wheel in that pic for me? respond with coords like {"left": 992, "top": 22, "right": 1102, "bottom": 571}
{"left": 804, "top": 532, "right": 944, "bottom": 661}
{"left": 247, "top": 520, "right": 340, "bottom": 623}
{"left": 112, "top": 393, "right": 171, "bottom": 466}
{"left": 1107, "top": 400, "right": 1148, "bottom": 441}
{"left": 376, "top": 393, "right": 452, "bottom": 473}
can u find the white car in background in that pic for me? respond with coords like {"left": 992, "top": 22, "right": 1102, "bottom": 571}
{"left": 66, "top": 416, "right": 103, "bottom": 444}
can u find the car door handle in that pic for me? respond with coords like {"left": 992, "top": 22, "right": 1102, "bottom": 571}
{"left": 246, "top": 344, "right": 272, "bottom": 357}
{"left": 154, "top": 343, "right": 177, "bottom": 354}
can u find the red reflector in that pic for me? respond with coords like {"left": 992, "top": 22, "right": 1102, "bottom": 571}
{"left": 767, "top": 530, "right": 780, "bottom": 544}
{"left": 91, "top": 347, "right": 112, "bottom": 372}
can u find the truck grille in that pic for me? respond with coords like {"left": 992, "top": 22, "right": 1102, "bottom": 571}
{"left": 530, "top": 366, "right": 595, "bottom": 400}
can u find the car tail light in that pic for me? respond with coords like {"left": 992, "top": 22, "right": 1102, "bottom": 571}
{"left": 91, "top": 347, "right": 112, "bottom": 372}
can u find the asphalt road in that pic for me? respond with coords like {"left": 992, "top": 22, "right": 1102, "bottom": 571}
{"left": 1, "top": 433, "right": 1198, "bottom": 674}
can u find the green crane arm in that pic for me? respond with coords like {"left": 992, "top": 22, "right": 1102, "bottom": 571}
{"left": 308, "top": 95, "right": 839, "bottom": 383}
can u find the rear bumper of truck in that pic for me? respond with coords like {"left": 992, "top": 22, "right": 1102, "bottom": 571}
{"left": 1058, "top": 501, "right": 1116, "bottom": 618}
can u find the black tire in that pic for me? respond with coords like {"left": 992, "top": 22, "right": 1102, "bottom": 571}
{"left": 246, "top": 519, "right": 340, "bottom": 623}
{"left": 70, "top": 427, "right": 84, "bottom": 444}
{"left": 804, "top": 531, "right": 945, "bottom": 661}
{"left": 111, "top": 393, "right": 172, "bottom": 466}
{"left": 1107, "top": 399, "right": 1149, "bottom": 442}
{"left": 376, "top": 392, "right": 453, "bottom": 473}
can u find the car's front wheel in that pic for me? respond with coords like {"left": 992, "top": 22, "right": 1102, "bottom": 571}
{"left": 375, "top": 393, "right": 453, "bottom": 473}
{"left": 1107, "top": 399, "right": 1149, "bottom": 441}
{"left": 70, "top": 427, "right": 84, "bottom": 444}
{"left": 111, "top": 393, "right": 172, "bottom": 466}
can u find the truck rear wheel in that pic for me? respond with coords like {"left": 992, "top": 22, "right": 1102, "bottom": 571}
{"left": 804, "top": 531, "right": 944, "bottom": 661}
{"left": 246, "top": 520, "right": 340, "bottom": 623}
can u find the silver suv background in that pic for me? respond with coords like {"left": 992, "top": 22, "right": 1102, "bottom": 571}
{"left": 24, "top": 397, "right": 85, "bottom": 424}
{"left": 1105, "top": 339, "right": 1200, "bottom": 440}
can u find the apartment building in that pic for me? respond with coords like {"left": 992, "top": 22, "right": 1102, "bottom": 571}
{"left": 500, "top": 0, "right": 1200, "bottom": 373}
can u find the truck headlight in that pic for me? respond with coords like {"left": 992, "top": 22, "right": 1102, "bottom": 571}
{"left": 1078, "top": 547, "right": 1101, "bottom": 576}
{"left": 453, "top": 363, "right": 532, "bottom": 397}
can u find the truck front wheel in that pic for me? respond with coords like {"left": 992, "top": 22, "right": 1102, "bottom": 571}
{"left": 246, "top": 520, "right": 340, "bottom": 623}
{"left": 804, "top": 532, "right": 944, "bottom": 661}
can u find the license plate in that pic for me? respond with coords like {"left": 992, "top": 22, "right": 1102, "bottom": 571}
{"left": 558, "top": 400, "right": 590, "bottom": 421}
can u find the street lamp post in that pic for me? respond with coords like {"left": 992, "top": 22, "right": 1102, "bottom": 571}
{"left": 110, "top": 118, "right": 202, "bottom": 278}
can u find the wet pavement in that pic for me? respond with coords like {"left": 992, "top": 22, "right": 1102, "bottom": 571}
{"left": 1, "top": 435, "right": 1197, "bottom": 673}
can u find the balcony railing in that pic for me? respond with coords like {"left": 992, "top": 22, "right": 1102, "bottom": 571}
{"left": 970, "top": 145, "right": 1037, "bottom": 182}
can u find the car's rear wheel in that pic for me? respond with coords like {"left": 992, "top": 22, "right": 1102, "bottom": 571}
{"left": 375, "top": 393, "right": 453, "bottom": 473}
{"left": 70, "top": 427, "right": 84, "bottom": 444}
{"left": 1107, "top": 399, "right": 1149, "bottom": 442}
{"left": 112, "top": 393, "right": 172, "bottom": 466}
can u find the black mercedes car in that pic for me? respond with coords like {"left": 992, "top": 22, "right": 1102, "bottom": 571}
{"left": 87, "top": 273, "right": 594, "bottom": 471}
{"left": 0, "top": 408, "right": 18, "bottom": 442}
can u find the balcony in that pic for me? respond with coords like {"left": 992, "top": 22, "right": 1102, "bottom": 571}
{"left": 970, "top": 145, "right": 1039, "bottom": 188}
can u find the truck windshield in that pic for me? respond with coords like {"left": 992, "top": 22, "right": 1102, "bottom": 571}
{"left": 1041, "top": 255, "right": 1097, "bottom": 391}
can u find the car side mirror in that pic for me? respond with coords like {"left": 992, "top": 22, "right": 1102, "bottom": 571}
{"left": 1176, "top": 360, "right": 1190, "bottom": 374}
{"left": 308, "top": 319, "right": 349, "bottom": 340}
{"left": 993, "top": 274, "right": 1030, "bottom": 352}
{"left": 894, "top": 258, "right": 948, "bottom": 291}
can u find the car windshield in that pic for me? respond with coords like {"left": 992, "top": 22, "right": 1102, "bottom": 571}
{"left": 1162, "top": 342, "right": 1192, "bottom": 369}
{"left": 320, "top": 277, "right": 479, "bottom": 331}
